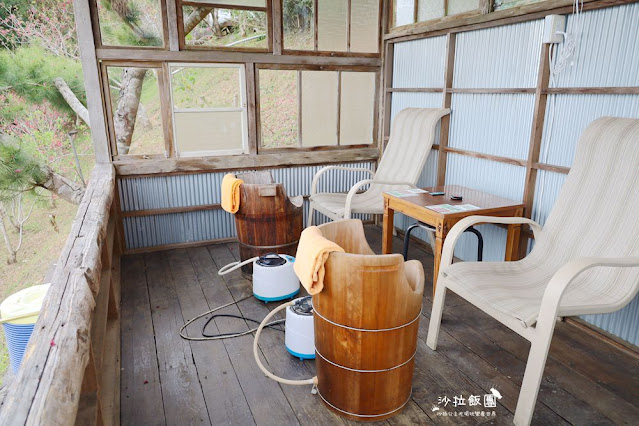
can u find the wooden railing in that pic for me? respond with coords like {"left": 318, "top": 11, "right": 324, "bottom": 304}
{"left": 0, "top": 164, "right": 121, "bottom": 425}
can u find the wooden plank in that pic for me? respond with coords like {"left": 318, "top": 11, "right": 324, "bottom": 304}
{"left": 119, "top": 255, "right": 164, "bottom": 426}
{"left": 246, "top": 62, "right": 258, "bottom": 155}
{"left": 165, "top": 0, "right": 180, "bottom": 51}
{"left": 522, "top": 43, "right": 551, "bottom": 227}
{"left": 447, "top": 87, "right": 535, "bottom": 94}
{"left": 73, "top": 0, "right": 110, "bottom": 163}
{"left": 121, "top": 203, "right": 222, "bottom": 218}
{"left": 204, "top": 244, "right": 301, "bottom": 425}
{"left": 99, "top": 317, "right": 120, "bottom": 426}
{"left": 532, "top": 162, "right": 570, "bottom": 175}
{"left": 96, "top": 47, "right": 381, "bottom": 67}
{"left": 143, "top": 251, "right": 210, "bottom": 424}
{"left": 272, "top": 0, "right": 283, "bottom": 55}
{"left": 380, "top": 42, "right": 394, "bottom": 154}
{"left": 436, "top": 33, "right": 455, "bottom": 186}
{"left": 166, "top": 247, "right": 254, "bottom": 425}
{"left": 444, "top": 147, "right": 528, "bottom": 168}
{"left": 544, "top": 86, "right": 639, "bottom": 95}
{"left": 113, "top": 148, "right": 379, "bottom": 176}
{"left": 386, "top": 87, "right": 443, "bottom": 93}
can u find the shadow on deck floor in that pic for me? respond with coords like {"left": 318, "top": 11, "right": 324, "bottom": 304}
{"left": 120, "top": 225, "right": 639, "bottom": 425}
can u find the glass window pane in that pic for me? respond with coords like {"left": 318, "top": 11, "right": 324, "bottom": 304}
{"left": 418, "top": 0, "right": 444, "bottom": 21}
{"left": 171, "top": 66, "right": 241, "bottom": 109}
{"left": 174, "top": 111, "right": 244, "bottom": 154}
{"left": 317, "top": 0, "right": 347, "bottom": 52}
{"left": 393, "top": 0, "right": 415, "bottom": 27}
{"left": 184, "top": 7, "right": 268, "bottom": 49}
{"left": 97, "top": 0, "right": 164, "bottom": 47}
{"left": 448, "top": 0, "right": 479, "bottom": 15}
{"left": 340, "top": 72, "right": 375, "bottom": 145}
{"left": 350, "top": 0, "right": 379, "bottom": 53}
{"left": 283, "top": 0, "right": 315, "bottom": 50}
{"left": 301, "top": 71, "right": 338, "bottom": 147}
{"left": 259, "top": 70, "right": 299, "bottom": 149}
{"left": 107, "top": 67, "right": 165, "bottom": 155}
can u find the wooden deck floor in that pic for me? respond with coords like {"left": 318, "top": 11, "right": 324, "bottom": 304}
{"left": 120, "top": 226, "right": 639, "bottom": 425}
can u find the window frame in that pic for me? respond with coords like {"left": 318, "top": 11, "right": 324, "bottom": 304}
{"left": 279, "top": 0, "right": 384, "bottom": 58}
{"left": 168, "top": 62, "right": 250, "bottom": 157}
{"left": 255, "top": 63, "right": 380, "bottom": 153}
{"left": 102, "top": 61, "right": 174, "bottom": 160}
{"left": 389, "top": 0, "right": 482, "bottom": 30}
{"left": 178, "top": 1, "right": 273, "bottom": 53}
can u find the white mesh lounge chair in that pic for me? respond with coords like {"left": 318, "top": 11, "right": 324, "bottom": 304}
{"left": 308, "top": 108, "right": 450, "bottom": 225}
{"left": 426, "top": 117, "right": 639, "bottom": 426}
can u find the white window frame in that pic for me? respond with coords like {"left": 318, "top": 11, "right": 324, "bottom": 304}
{"left": 168, "top": 63, "right": 249, "bottom": 158}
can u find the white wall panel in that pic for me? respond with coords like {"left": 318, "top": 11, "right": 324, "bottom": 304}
{"left": 392, "top": 36, "right": 447, "bottom": 88}
{"left": 390, "top": 92, "right": 443, "bottom": 122}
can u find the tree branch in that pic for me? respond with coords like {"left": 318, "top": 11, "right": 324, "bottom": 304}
{"left": 37, "top": 165, "right": 85, "bottom": 205}
{"left": 53, "top": 77, "right": 90, "bottom": 127}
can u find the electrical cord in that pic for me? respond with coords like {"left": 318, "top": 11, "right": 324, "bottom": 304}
{"left": 201, "top": 313, "right": 284, "bottom": 338}
{"left": 179, "top": 295, "right": 285, "bottom": 341}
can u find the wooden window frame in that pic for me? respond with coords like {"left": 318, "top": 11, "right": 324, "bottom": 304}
{"left": 91, "top": 0, "right": 170, "bottom": 50}
{"left": 102, "top": 61, "right": 174, "bottom": 160}
{"left": 280, "top": 0, "right": 384, "bottom": 58}
{"left": 177, "top": 1, "right": 274, "bottom": 53}
{"left": 168, "top": 62, "right": 250, "bottom": 157}
{"left": 255, "top": 63, "right": 380, "bottom": 153}
{"left": 389, "top": 0, "right": 492, "bottom": 32}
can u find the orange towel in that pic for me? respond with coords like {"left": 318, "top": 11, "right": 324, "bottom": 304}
{"left": 221, "top": 174, "right": 243, "bottom": 214}
{"left": 293, "top": 226, "right": 345, "bottom": 295}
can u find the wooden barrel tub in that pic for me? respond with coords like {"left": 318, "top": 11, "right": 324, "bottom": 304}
{"left": 312, "top": 220, "right": 425, "bottom": 421}
{"left": 235, "top": 171, "right": 303, "bottom": 277}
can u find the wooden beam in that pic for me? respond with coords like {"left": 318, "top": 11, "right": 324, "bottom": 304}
{"left": 436, "top": 32, "right": 455, "bottom": 186}
{"left": 386, "top": 87, "right": 443, "bottom": 93}
{"left": 74, "top": 0, "right": 110, "bottom": 163}
{"left": 386, "top": 0, "right": 639, "bottom": 42}
{"left": 166, "top": 0, "right": 180, "bottom": 51}
{"left": 544, "top": 86, "right": 639, "bottom": 95}
{"left": 121, "top": 203, "right": 222, "bottom": 218}
{"left": 522, "top": 43, "right": 551, "bottom": 220}
{"left": 479, "top": 0, "right": 494, "bottom": 14}
{"left": 246, "top": 63, "right": 258, "bottom": 155}
{"left": 533, "top": 162, "right": 570, "bottom": 175}
{"left": 448, "top": 87, "right": 535, "bottom": 94}
{"left": 380, "top": 42, "right": 394, "bottom": 153}
{"left": 95, "top": 48, "right": 381, "bottom": 67}
{"left": 271, "top": 0, "right": 283, "bottom": 55}
{"left": 113, "top": 148, "right": 379, "bottom": 176}
{"left": 444, "top": 146, "right": 528, "bottom": 168}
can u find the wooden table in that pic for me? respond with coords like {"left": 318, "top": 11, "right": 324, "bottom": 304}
{"left": 382, "top": 185, "right": 524, "bottom": 292}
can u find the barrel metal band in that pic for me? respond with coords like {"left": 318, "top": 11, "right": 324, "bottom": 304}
{"left": 316, "top": 348, "right": 417, "bottom": 373}
{"left": 238, "top": 240, "right": 299, "bottom": 250}
{"left": 313, "top": 308, "right": 422, "bottom": 332}
{"left": 317, "top": 388, "right": 412, "bottom": 419}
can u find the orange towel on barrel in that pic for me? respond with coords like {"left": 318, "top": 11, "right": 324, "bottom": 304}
{"left": 221, "top": 174, "right": 243, "bottom": 214}
{"left": 293, "top": 226, "right": 345, "bottom": 295}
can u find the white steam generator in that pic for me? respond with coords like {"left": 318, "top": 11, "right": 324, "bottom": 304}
{"left": 252, "top": 254, "right": 300, "bottom": 302}
{"left": 285, "top": 297, "right": 315, "bottom": 360}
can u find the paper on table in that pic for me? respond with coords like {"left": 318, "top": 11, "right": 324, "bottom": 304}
{"left": 426, "top": 204, "right": 480, "bottom": 214}
{"left": 385, "top": 188, "right": 428, "bottom": 198}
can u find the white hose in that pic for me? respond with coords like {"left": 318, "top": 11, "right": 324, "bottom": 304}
{"left": 218, "top": 256, "right": 259, "bottom": 276}
{"left": 253, "top": 301, "right": 317, "bottom": 386}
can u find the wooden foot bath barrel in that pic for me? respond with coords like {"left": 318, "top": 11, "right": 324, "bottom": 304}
{"left": 312, "top": 219, "right": 425, "bottom": 421}
{"left": 235, "top": 171, "right": 303, "bottom": 277}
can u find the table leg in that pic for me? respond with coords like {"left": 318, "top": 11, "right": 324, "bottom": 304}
{"left": 382, "top": 201, "right": 394, "bottom": 254}
{"left": 505, "top": 223, "right": 522, "bottom": 261}
{"left": 433, "top": 225, "right": 445, "bottom": 297}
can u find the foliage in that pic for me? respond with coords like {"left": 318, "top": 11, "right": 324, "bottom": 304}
{"left": 0, "top": 140, "right": 46, "bottom": 199}
{"left": 283, "top": 0, "right": 313, "bottom": 32}
{"left": 97, "top": 0, "right": 163, "bottom": 46}
{"left": 0, "top": 46, "right": 85, "bottom": 114}
{"left": 0, "top": 0, "right": 78, "bottom": 58}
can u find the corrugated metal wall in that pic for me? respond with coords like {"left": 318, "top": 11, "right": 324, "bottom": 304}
{"left": 389, "top": 4, "right": 639, "bottom": 345}
{"left": 119, "top": 162, "right": 373, "bottom": 250}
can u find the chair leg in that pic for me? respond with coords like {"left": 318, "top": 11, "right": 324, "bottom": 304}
{"left": 426, "top": 282, "right": 447, "bottom": 350}
{"left": 513, "top": 317, "right": 557, "bottom": 426}
{"left": 307, "top": 202, "right": 315, "bottom": 226}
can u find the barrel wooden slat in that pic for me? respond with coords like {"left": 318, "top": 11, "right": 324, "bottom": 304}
{"left": 234, "top": 172, "right": 303, "bottom": 277}
{"left": 312, "top": 219, "right": 424, "bottom": 422}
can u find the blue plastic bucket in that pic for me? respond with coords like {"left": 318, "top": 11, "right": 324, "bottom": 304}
{"left": 1, "top": 284, "right": 50, "bottom": 373}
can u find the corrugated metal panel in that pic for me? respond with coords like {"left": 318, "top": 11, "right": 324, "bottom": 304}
{"left": 390, "top": 92, "right": 444, "bottom": 122}
{"left": 552, "top": 4, "right": 639, "bottom": 88}
{"left": 454, "top": 20, "right": 544, "bottom": 88}
{"left": 392, "top": 36, "right": 447, "bottom": 88}
{"left": 448, "top": 93, "right": 535, "bottom": 159}
{"left": 539, "top": 94, "right": 639, "bottom": 167}
{"left": 582, "top": 299, "right": 639, "bottom": 346}
{"left": 119, "top": 162, "right": 374, "bottom": 249}
{"left": 530, "top": 170, "right": 566, "bottom": 225}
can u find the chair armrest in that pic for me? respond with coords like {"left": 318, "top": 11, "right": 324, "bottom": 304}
{"left": 536, "top": 256, "right": 639, "bottom": 328}
{"left": 439, "top": 216, "right": 543, "bottom": 271}
{"left": 343, "top": 180, "right": 417, "bottom": 219}
{"left": 310, "top": 166, "right": 374, "bottom": 196}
